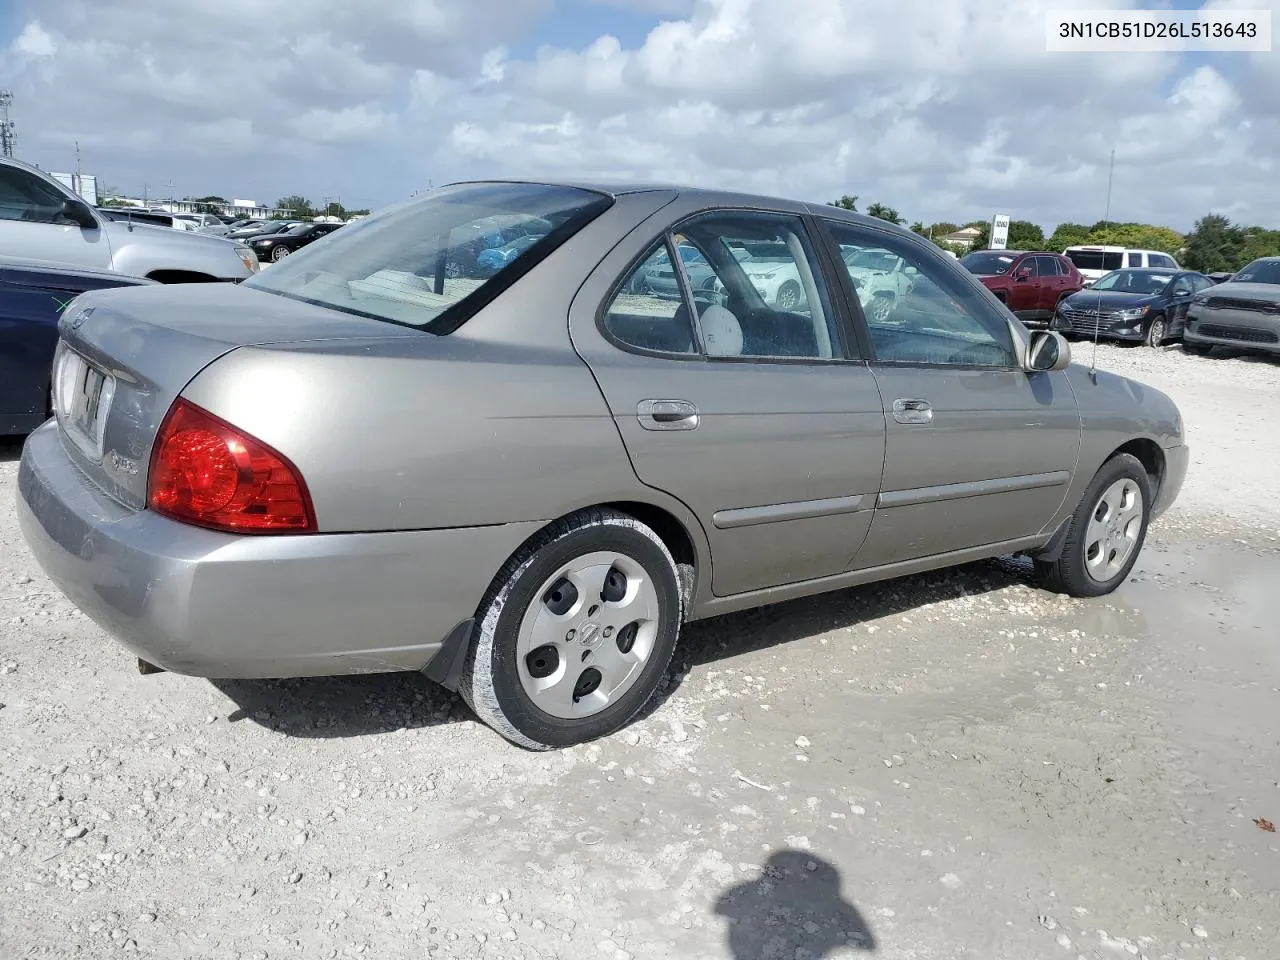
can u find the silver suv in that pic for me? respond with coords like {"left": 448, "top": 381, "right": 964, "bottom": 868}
{"left": 0, "top": 157, "right": 258, "bottom": 282}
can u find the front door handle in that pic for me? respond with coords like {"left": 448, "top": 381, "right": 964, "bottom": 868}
{"left": 892, "top": 398, "right": 933, "bottom": 425}
{"left": 638, "top": 399, "right": 699, "bottom": 431}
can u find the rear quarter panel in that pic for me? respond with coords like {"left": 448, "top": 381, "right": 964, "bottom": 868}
{"left": 180, "top": 191, "right": 702, "bottom": 540}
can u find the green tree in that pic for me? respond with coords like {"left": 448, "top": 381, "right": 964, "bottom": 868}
{"left": 1086, "top": 222, "right": 1183, "bottom": 253}
{"left": 865, "top": 202, "right": 905, "bottom": 225}
{"left": 1047, "top": 222, "right": 1091, "bottom": 252}
{"left": 1182, "top": 214, "right": 1245, "bottom": 273}
{"left": 275, "top": 195, "right": 316, "bottom": 219}
{"left": 1237, "top": 226, "right": 1280, "bottom": 266}
{"left": 1006, "top": 219, "right": 1045, "bottom": 250}
{"left": 826, "top": 194, "right": 859, "bottom": 212}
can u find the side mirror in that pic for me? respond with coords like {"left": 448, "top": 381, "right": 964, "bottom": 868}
{"left": 1174, "top": 287, "right": 1191, "bottom": 297}
{"left": 1026, "top": 330, "right": 1071, "bottom": 372}
{"left": 60, "top": 199, "right": 98, "bottom": 230}
{"left": 1015, "top": 267, "right": 1032, "bottom": 281}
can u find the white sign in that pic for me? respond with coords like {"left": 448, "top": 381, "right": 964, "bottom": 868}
{"left": 990, "top": 214, "right": 1011, "bottom": 250}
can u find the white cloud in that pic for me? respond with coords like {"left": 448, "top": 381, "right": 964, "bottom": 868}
{"left": 10, "top": 20, "right": 56, "bottom": 58}
{"left": 2, "top": 0, "right": 1278, "bottom": 231}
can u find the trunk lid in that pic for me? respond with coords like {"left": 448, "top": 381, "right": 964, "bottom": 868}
{"left": 52, "top": 282, "right": 419, "bottom": 510}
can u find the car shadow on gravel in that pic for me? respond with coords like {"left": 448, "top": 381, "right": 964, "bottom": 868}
{"left": 1, "top": 437, "right": 24, "bottom": 462}
{"left": 212, "top": 556, "right": 1031, "bottom": 741}
{"left": 714, "top": 849, "right": 876, "bottom": 957}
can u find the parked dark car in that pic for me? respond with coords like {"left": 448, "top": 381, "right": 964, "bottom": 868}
{"left": 1051, "top": 268, "right": 1215, "bottom": 347}
{"left": 1182, "top": 256, "right": 1280, "bottom": 357}
{"left": 228, "top": 220, "right": 287, "bottom": 241}
{"left": 247, "top": 222, "right": 343, "bottom": 263}
{"left": 475, "top": 234, "right": 545, "bottom": 276}
{"left": 961, "top": 250, "right": 1084, "bottom": 326}
{"left": 1, "top": 256, "right": 155, "bottom": 434}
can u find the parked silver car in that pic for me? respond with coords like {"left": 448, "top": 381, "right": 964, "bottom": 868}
{"left": 1182, "top": 256, "right": 1280, "bottom": 357}
{"left": 16, "top": 179, "right": 1188, "bottom": 749}
{"left": 0, "top": 157, "right": 258, "bottom": 282}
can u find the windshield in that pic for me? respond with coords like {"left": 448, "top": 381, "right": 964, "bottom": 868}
{"left": 1232, "top": 259, "right": 1280, "bottom": 285}
{"left": 1066, "top": 249, "right": 1124, "bottom": 271}
{"left": 960, "top": 251, "right": 1018, "bottom": 275}
{"left": 1090, "top": 270, "right": 1175, "bottom": 295}
{"left": 243, "top": 182, "right": 612, "bottom": 330}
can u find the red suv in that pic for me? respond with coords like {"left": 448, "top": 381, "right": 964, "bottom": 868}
{"left": 960, "top": 250, "right": 1084, "bottom": 327}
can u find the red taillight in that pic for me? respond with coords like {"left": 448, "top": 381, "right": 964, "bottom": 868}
{"left": 147, "top": 398, "right": 316, "bottom": 534}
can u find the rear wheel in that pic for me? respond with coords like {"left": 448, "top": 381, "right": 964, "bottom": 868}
{"left": 460, "top": 509, "right": 683, "bottom": 749}
{"left": 1035, "top": 453, "right": 1152, "bottom": 598}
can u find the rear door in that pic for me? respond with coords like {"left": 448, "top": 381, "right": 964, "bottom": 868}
{"left": 816, "top": 217, "right": 1082, "bottom": 568}
{"left": 1005, "top": 255, "right": 1039, "bottom": 317}
{"left": 0, "top": 164, "right": 111, "bottom": 270}
{"left": 569, "top": 201, "right": 886, "bottom": 598}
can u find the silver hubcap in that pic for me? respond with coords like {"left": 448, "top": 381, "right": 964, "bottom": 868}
{"left": 273, "top": 247, "right": 289, "bottom": 261}
{"left": 516, "top": 551, "right": 660, "bottom": 720}
{"left": 1149, "top": 320, "right": 1164, "bottom": 345}
{"left": 1084, "top": 478, "right": 1144, "bottom": 583}
{"left": 871, "top": 297, "right": 891, "bottom": 322}
{"left": 778, "top": 285, "right": 799, "bottom": 309}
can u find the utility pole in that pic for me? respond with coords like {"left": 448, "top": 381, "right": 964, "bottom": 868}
{"left": 0, "top": 90, "right": 16, "bottom": 158}
{"left": 75, "top": 140, "right": 82, "bottom": 175}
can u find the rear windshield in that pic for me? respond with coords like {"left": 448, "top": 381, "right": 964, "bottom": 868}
{"left": 1232, "top": 259, "right": 1280, "bottom": 285}
{"left": 1066, "top": 249, "right": 1124, "bottom": 271}
{"left": 243, "top": 182, "right": 612, "bottom": 330}
{"left": 960, "top": 251, "right": 1018, "bottom": 275}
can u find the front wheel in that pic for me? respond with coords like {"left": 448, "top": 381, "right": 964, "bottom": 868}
{"left": 1144, "top": 315, "right": 1167, "bottom": 348}
{"left": 1034, "top": 453, "right": 1152, "bottom": 598}
{"left": 271, "top": 246, "right": 290, "bottom": 262}
{"left": 776, "top": 281, "right": 802, "bottom": 311}
{"left": 459, "top": 509, "right": 683, "bottom": 750}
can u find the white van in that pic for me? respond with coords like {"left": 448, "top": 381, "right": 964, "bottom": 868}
{"left": 1064, "top": 245, "right": 1180, "bottom": 286}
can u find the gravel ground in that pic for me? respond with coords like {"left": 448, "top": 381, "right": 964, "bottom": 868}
{"left": 2, "top": 342, "right": 1278, "bottom": 960}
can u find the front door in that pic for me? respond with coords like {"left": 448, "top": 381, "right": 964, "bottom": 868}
{"left": 569, "top": 204, "right": 886, "bottom": 598}
{"left": 819, "top": 218, "right": 1082, "bottom": 569}
{"left": 0, "top": 164, "right": 110, "bottom": 270}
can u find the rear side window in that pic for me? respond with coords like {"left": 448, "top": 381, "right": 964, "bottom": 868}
{"left": 1150, "top": 253, "right": 1177, "bottom": 268}
{"left": 242, "top": 182, "right": 613, "bottom": 332}
{"left": 1035, "top": 256, "right": 1060, "bottom": 276}
{"left": 1066, "top": 249, "right": 1124, "bottom": 271}
{"left": 1127, "top": 252, "right": 1143, "bottom": 267}
{"left": 603, "top": 242, "right": 697, "bottom": 355}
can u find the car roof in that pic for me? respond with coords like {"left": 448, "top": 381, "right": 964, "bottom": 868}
{"left": 0, "top": 254, "right": 158, "bottom": 284}
{"left": 438, "top": 177, "right": 924, "bottom": 237}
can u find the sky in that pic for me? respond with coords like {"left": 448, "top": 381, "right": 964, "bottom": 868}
{"left": 2, "top": 0, "right": 1277, "bottom": 233}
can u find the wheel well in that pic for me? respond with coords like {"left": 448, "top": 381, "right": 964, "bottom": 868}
{"left": 1111, "top": 439, "right": 1164, "bottom": 497}
{"left": 604, "top": 501, "right": 699, "bottom": 612}
{"left": 146, "top": 270, "right": 217, "bottom": 284}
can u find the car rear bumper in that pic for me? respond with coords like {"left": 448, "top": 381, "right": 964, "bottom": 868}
{"left": 16, "top": 420, "right": 540, "bottom": 679}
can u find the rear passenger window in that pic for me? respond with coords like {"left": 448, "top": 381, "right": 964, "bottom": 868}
{"left": 1128, "top": 252, "right": 1143, "bottom": 267}
{"left": 1151, "top": 254, "right": 1176, "bottom": 268}
{"left": 602, "top": 243, "right": 697, "bottom": 354}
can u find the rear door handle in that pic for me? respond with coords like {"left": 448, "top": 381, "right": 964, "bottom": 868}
{"left": 638, "top": 399, "right": 699, "bottom": 431}
{"left": 892, "top": 398, "right": 933, "bottom": 424}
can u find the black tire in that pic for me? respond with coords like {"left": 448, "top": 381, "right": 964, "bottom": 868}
{"left": 271, "top": 245, "right": 290, "bottom": 262}
{"left": 1144, "top": 315, "right": 1167, "bottom": 348}
{"left": 1034, "top": 453, "right": 1152, "bottom": 598}
{"left": 1182, "top": 342, "right": 1212, "bottom": 357}
{"left": 459, "top": 508, "right": 683, "bottom": 750}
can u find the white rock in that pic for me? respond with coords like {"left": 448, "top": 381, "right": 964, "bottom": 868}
{"left": 795, "top": 736, "right": 811, "bottom": 749}
{"left": 63, "top": 825, "right": 88, "bottom": 840}
{"left": 940, "top": 873, "right": 962, "bottom": 889}
{"left": 1192, "top": 925, "right": 1208, "bottom": 939}
{"left": 1056, "top": 933, "right": 1072, "bottom": 949}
